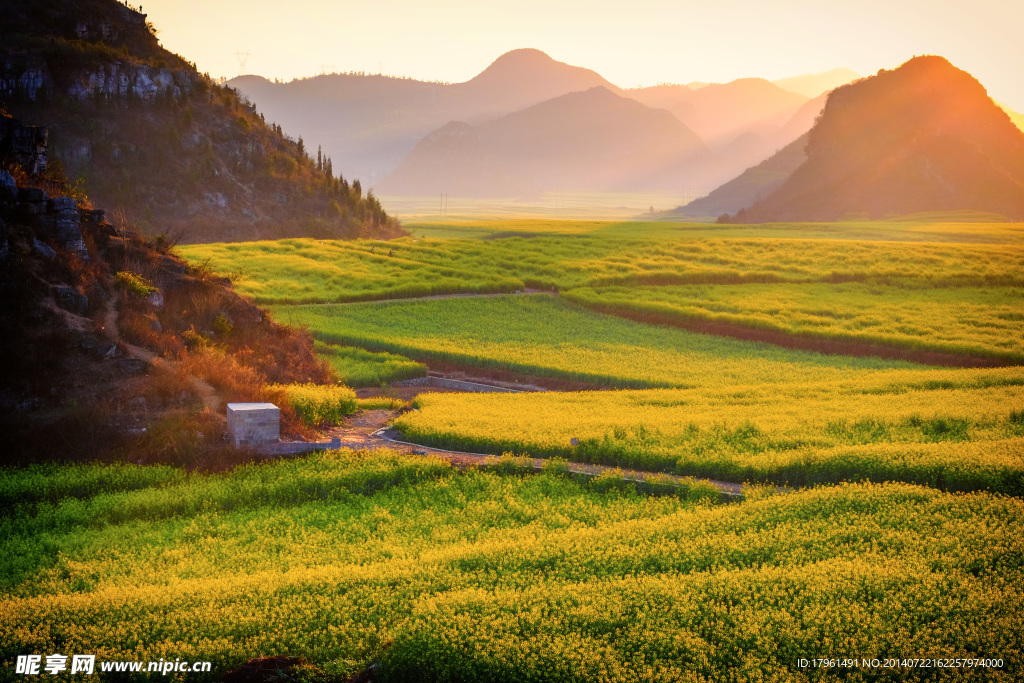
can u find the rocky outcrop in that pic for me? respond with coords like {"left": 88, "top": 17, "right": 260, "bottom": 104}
{"left": 1, "top": 167, "right": 88, "bottom": 261}
{"left": 0, "top": 60, "right": 194, "bottom": 103}
{"left": 0, "top": 63, "right": 49, "bottom": 102}
{"left": 1, "top": 117, "right": 47, "bottom": 174}
{"left": 66, "top": 63, "right": 194, "bottom": 102}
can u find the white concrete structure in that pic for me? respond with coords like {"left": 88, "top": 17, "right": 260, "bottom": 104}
{"left": 227, "top": 402, "right": 280, "bottom": 447}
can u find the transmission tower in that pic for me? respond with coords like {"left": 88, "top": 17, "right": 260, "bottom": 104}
{"left": 235, "top": 50, "right": 251, "bottom": 75}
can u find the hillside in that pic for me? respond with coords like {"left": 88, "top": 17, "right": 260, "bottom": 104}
{"left": 376, "top": 86, "right": 710, "bottom": 196}
{"left": 728, "top": 56, "right": 1024, "bottom": 222}
{"left": 229, "top": 49, "right": 617, "bottom": 185}
{"left": 0, "top": 157, "right": 339, "bottom": 465}
{"left": 0, "top": 0, "right": 401, "bottom": 242}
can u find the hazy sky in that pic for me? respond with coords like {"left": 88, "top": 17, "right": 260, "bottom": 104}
{"left": 143, "top": 0, "right": 1024, "bottom": 110}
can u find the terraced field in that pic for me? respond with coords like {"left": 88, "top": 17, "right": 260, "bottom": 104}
{"left": 12, "top": 216, "right": 1016, "bottom": 680}
{"left": 179, "top": 228, "right": 1024, "bottom": 305}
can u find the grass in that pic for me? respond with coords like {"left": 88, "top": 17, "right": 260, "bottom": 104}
{"left": 395, "top": 366, "right": 1024, "bottom": 493}
{"left": 1, "top": 451, "right": 1021, "bottom": 681}
{"left": 274, "top": 295, "right": 921, "bottom": 389}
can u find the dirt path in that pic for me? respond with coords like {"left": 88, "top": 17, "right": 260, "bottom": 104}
{"left": 318, "top": 408, "right": 745, "bottom": 497}
{"left": 296, "top": 288, "right": 555, "bottom": 307}
{"left": 101, "top": 288, "right": 223, "bottom": 415}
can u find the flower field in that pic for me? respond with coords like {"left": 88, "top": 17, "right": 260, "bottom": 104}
{"left": 313, "top": 340, "right": 427, "bottom": 387}
{"left": 2, "top": 451, "right": 1021, "bottom": 681}
{"left": 395, "top": 366, "right": 1024, "bottom": 493}
{"left": 9, "top": 217, "right": 1017, "bottom": 680}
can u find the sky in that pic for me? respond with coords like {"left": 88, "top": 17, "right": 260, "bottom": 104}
{"left": 141, "top": 0, "right": 1024, "bottom": 111}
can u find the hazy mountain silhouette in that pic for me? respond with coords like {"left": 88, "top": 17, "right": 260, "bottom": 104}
{"left": 627, "top": 78, "right": 813, "bottom": 187}
{"left": 377, "top": 87, "right": 709, "bottom": 196}
{"left": 773, "top": 68, "right": 861, "bottom": 98}
{"left": 729, "top": 56, "right": 1024, "bottom": 222}
{"left": 630, "top": 78, "right": 809, "bottom": 146}
{"left": 449, "top": 48, "right": 621, "bottom": 116}
{"left": 670, "top": 134, "right": 808, "bottom": 219}
{"left": 229, "top": 49, "right": 617, "bottom": 184}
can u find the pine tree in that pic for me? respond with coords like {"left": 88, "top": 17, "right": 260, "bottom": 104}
{"left": 317, "top": 145, "right": 323, "bottom": 172}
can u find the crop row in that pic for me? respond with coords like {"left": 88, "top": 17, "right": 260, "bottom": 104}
{"left": 564, "top": 283, "right": 1024, "bottom": 363}
{"left": 395, "top": 366, "right": 1024, "bottom": 494}
{"left": 274, "top": 296, "right": 919, "bottom": 389}
{"left": 313, "top": 340, "right": 427, "bottom": 387}
{"left": 180, "top": 235, "right": 1024, "bottom": 305}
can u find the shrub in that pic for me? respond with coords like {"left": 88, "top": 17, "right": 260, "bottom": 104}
{"left": 356, "top": 396, "right": 407, "bottom": 411}
{"left": 484, "top": 453, "right": 534, "bottom": 477}
{"left": 541, "top": 456, "right": 571, "bottom": 478}
{"left": 269, "top": 383, "right": 357, "bottom": 426}
{"left": 114, "top": 270, "right": 157, "bottom": 296}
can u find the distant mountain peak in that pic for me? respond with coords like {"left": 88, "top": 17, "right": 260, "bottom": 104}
{"left": 731, "top": 55, "right": 1024, "bottom": 221}
{"left": 462, "top": 48, "right": 617, "bottom": 94}
{"left": 486, "top": 48, "right": 558, "bottom": 66}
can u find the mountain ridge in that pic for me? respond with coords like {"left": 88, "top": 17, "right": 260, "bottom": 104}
{"left": 230, "top": 51, "right": 836, "bottom": 192}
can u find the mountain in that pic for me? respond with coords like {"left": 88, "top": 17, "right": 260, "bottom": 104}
{"left": 229, "top": 49, "right": 618, "bottom": 185}
{"left": 450, "top": 48, "right": 621, "bottom": 117}
{"left": 773, "top": 68, "right": 861, "bottom": 98}
{"left": 668, "top": 93, "right": 829, "bottom": 219}
{"left": 628, "top": 78, "right": 812, "bottom": 187}
{"left": 629, "top": 78, "right": 809, "bottom": 146}
{"left": 377, "top": 87, "right": 709, "bottom": 196}
{"left": 0, "top": 0, "right": 400, "bottom": 242}
{"left": 669, "top": 134, "right": 808, "bottom": 219}
{"left": 728, "top": 56, "right": 1024, "bottom": 222}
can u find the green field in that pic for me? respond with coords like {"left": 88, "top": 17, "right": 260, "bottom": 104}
{"left": 274, "top": 295, "right": 920, "bottom": 389}
{"left": 2, "top": 452, "right": 1021, "bottom": 681}
{"left": 314, "top": 340, "right": 427, "bottom": 387}
{"left": 178, "top": 227, "right": 1024, "bottom": 305}
{"left": 564, "top": 283, "right": 1024, "bottom": 362}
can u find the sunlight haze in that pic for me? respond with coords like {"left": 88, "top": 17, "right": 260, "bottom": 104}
{"left": 143, "top": 0, "right": 1024, "bottom": 110}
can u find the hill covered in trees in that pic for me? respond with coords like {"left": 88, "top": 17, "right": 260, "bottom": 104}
{"left": 0, "top": 0, "right": 402, "bottom": 242}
